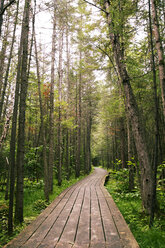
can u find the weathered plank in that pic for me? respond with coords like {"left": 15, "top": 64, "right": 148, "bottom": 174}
{"left": 74, "top": 186, "right": 90, "bottom": 246}
{"left": 101, "top": 185, "right": 139, "bottom": 248}
{"left": 3, "top": 168, "right": 140, "bottom": 248}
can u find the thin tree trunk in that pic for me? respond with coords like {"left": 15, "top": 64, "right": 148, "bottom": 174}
{"left": 151, "top": 0, "right": 165, "bottom": 122}
{"left": 0, "top": 19, "right": 9, "bottom": 98}
{"left": 57, "top": 28, "right": 64, "bottom": 186}
{"left": 127, "top": 116, "right": 135, "bottom": 191}
{"left": 8, "top": 0, "right": 24, "bottom": 233}
{"left": 76, "top": 51, "right": 82, "bottom": 178}
{"left": 0, "top": 0, "right": 4, "bottom": 36}
{"left": 149, "top": 0, "right": 159, "bottom": 227}
{"left": 48, "top": 2, "right": 56, "bottom": 192}
{"left": 34, "top": 33, "right": 49, "bottom": 201}
{"left": 0, "top": 0, "right": 15, "bottom": 36}
{"left": 120, "top": 117, "right": 126, "bottom": 169}
{"left": 15, "top": 0, "right": 31, "bottom": 224}
{"left": 0, "top": 0, "right": 19, "bottom": 118}
{"left": 66, "top": 13, "right": 70, "bottom": 180}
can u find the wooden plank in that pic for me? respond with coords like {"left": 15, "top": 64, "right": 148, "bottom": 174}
{"left": 75, "top": 187, "right": 90, "bottom": 246}
{"left": 3, "top": 184, "right": 77, "bottom": 248}
{"left": 3, "top": 168, "right": 139, "bottom": 248}
{"left": 96, "top": 187, "right": 122, "bottom": 247}
{"left": 90, "top": 184, "right": 105, "bottom": 244}
{"left": 37, "top": 187, "right": 81, "bottom": 248}
{"left": 22, "top": 185, "right": 81, "bottom": 248}
{"left": 59, "top": 187, "right": 85, "bottom": 244}
{"left": 90, "top": 242, "right": 106, "bottom": 248}
{"left": 101, "top": 186, "right": 139, "bottom": 248}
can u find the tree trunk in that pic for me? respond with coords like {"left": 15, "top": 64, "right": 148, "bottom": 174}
{"left": 48, "top": 2, "right": 56, "bottom": 192}
{"left": 0, "top": 19, "right": 9, "bottom": 99}
{"left": 0, "top": 0, "right": 19, "bottom": 119}
{"left": 0, "top": 0, "right": 4, "bottom": 36}
{"left": 8, "top": 0, "right": 25, "bottom": 234}
{"left": 86, "top": 108, "right": 91, "bottom": 174}
{"left": 151, "top": 0, "right": 165, "bottom": 122}
{"left": 148, "top": 0, "right": 159, "bottom": 227}
{"left": 34, "top": 33, "right": 49, "bottom": 201}
{"left": 0, "top": 0, "right": 15, "bottom": 36}
{"left": 57, "top": 28, "right": 64, "bottom": 186}
{"left": 76, "top": 52, "right": 82, "bottom": 178}
{"left": 65, "top": 11, "right": 71, "bottom": 180}
{"left": 126, "top": 116, "right": 135, "bottom": 191}
{"left": 104, "top": 0, "right": 154, "bottom": 214}
{"left": 120, "top": 117, "right": 126, "bottom": 169}
{"left": 15, "top": 0, "right": 31, "bottom": 224}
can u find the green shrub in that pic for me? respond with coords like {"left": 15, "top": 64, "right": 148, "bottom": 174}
{"left": 32, "top": 199, "right": 49, "bottom": 212}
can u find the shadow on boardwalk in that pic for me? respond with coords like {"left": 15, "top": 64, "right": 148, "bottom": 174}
{"left": 4, "top": 168, "right": 139, "bottom": 248}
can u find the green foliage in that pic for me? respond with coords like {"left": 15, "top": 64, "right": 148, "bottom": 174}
{"left": 0, "top": 203, "right": 8, "bottom": 238}
{"left": 24, "top": 146, "right": 43, "bottom": 180}
{"left": 109, "top": 167, "right": 130, "bottom": 193}
{"left": 32, "top": 199, "right": 49, "bottom": 212}
{"left": 0, "top": 145, "right": 10, "bottom": 190}
{"left": 106, "top": 169, "right": 165, "bottom": 248}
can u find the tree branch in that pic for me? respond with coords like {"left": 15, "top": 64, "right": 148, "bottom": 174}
{"left": 0, "top": 0, "right": 16, "bottom": 16}
{"left": 83, "top": 0, "right": 107, "bottom": 14}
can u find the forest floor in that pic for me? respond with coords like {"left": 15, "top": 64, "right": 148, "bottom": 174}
{"left": 2, "top": 168, "right": 139, "bottom": 248}
{"left": 105, "top": 169, "right": 165, "bottom": 248}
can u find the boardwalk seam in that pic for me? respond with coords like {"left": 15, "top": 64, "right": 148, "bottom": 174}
{"left": 100, "top": 186, "right": 121, "bottom": 239}
{"left": 96, "top": 188, "right": 106, "bottom": 243}
{"left": 55, "top": 187, "right": 82, "bottom": 246}
{"left": 35, "top": 186, "right": 81, "bottom": 248}
{"left": 18, "top": 186, "right": 75, "bottom": 248}
{"left": 74, "top": 187, "right": 86, "bottom": 242}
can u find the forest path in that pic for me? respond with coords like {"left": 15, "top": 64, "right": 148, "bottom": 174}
{"left": 4, "top": 168, "right": 139, "bottom": 248}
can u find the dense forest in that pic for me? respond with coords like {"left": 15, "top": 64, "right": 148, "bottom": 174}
{"left": 0, "top": 0, "right": 165, "bottom": 243}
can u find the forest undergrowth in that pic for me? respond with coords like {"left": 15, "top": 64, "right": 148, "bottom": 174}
{"left": 0, "top": 172, "right": 86, "bottom": 247}
{"left": 105, "top": 168, "right": 165, "bottom": 248}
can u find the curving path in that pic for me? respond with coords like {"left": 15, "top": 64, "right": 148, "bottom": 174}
{"left": 4, "top": 168, "right": 139, "bottom": 248}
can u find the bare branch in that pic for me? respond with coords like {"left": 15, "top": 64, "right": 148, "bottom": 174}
{"left": 83, "top": 0, "right": 107, "bottom": 14}
{"left": 0, "top": 0, "right": 16, "bottom": 16}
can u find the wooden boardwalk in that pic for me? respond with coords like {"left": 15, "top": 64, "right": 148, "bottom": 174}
{"left": 4, "top": 168, "right": 139, "bottom": 248}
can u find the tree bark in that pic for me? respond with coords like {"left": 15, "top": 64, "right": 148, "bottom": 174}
{"left": 15, "top": 0, "right": 31, "bottom": 224}
{"left": 0, "top": 0, "right": 19, "bottom": 119}
{"left": 65, "top": 8, "right": 71, "bottom": 180}
{"left": 8, "top": 0, "right": 24, "bottom": 233}
{"left": 34, "top": 33, "right": 49, "bottom": 201}
{"left": 76, "top": 51, "right": 82, "bottom": 178}
{"left": 104, "top": 0, "right": 154, "bottom": 214}
{"left": 151, "top": 0, "right": 165, "bottom": 123}
{"left": 48, "top": 2, "right": 56, "bottom": 192}
{"left": 0, "top": 0, "right": 15, "bottom": 36}
{"left": 0, "top": 18, "right": 9, "bottom": 99}
{"left": 148, "top": 0, "right": 159, "bottom": 227}
{"left": 57, "top": 28, "right": 64, "bottom": 186}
